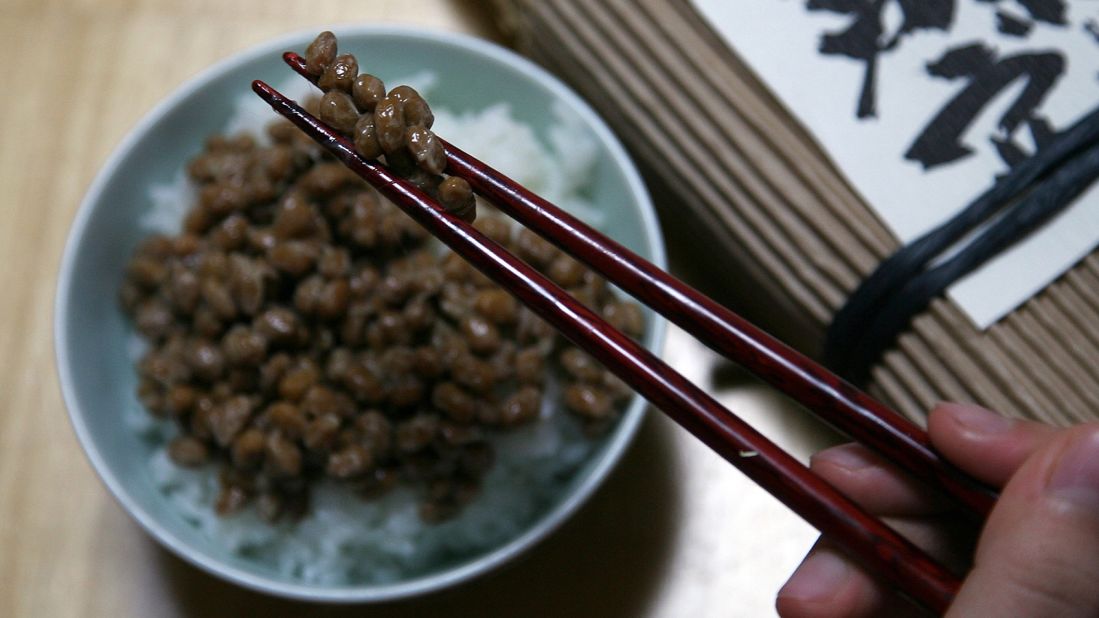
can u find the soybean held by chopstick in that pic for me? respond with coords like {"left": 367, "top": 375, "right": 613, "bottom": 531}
{"left": 252, "top": 77, "right": 961, "bottom": 613}
{"left": 282, "top": 52, "right": 997, "bottom": 522}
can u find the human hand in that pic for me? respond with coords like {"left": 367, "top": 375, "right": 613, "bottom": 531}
{"left": 776, "top": 402, "right": 1099, "bottom": 617}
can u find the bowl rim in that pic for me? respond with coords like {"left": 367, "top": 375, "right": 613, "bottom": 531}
{"left": 55, "top": 23, "right": 667, "bottom": 603}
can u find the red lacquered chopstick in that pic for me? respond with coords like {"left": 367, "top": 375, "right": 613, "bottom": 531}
{"left": 282, "top": 51, "right": 998, "bottom": 520}
{"left": 253, "top": 79, "right": 960, "bottom": 613}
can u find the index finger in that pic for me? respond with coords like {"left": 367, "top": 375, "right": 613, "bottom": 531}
{"left": 811, "top": 443, "right": 949, "bottom": 516}
{"left": 928, "top": 403, "right": 1057, "bottom": 487}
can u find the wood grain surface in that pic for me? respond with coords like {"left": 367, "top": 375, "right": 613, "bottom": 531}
{"left": 0, "top": 1, "right": 832, "bottom": 615}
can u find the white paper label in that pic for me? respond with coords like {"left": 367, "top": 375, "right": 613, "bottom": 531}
{"left": 691, "top": 0, "right": 1099, "bottom": 328}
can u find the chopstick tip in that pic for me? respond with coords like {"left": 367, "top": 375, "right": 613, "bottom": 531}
{"left": 252, "top": 80, "right": 281, "bottom": 106}
{"left": 283, "top": 51, "right": 312, "bottom": 80}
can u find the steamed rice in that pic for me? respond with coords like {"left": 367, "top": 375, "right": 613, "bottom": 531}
{"left": 129, "top": 76, "right": 608, "bottom": 585}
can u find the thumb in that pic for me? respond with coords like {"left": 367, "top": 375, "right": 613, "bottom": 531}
{"left": 947, "top": 425, "right": 1099, "bottom": 617}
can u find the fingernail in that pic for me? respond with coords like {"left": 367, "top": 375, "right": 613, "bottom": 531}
{"left": 943, "top": 402, "right": 1014, "bottom": 435}
{"left": 1047, "top": 431, "right": 1099, "bottom": 509}
{"left": 779, "top": 549, "right": 850, "bottom": 602}
{"left": 812, "top": 444, "right": 874, "bottom": 473}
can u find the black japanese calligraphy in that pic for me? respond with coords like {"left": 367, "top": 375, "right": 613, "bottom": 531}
{"left": 806, "top": 0, "right": 1080, "bottom": 172}
{"left": 809, "top": 0, "right": 956, "bottom": 118}
{"left": 906, "top": 44, "right": 1064, "bottom": 169}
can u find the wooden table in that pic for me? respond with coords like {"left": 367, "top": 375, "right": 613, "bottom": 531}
{"left": 0, "top": 1, "right": 835, "bottom": 615}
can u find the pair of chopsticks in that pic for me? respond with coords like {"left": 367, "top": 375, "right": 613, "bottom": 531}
{"left": 253, "top": 51, "right": 998, "bottom": 613}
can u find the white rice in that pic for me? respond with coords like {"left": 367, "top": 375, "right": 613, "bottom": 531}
{"left": 132, "top": 75, "right": 607, "bottom": 584}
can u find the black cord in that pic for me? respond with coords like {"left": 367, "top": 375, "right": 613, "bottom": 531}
{"left": 825, "top": 106, "right": 1099, "bottom": 383}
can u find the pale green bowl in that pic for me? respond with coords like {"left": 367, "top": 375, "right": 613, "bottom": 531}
{"left": 55, "top": 25, "right": 666, "bottom": 603}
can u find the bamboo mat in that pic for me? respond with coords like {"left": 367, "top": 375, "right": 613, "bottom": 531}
{"left": 495, "top": 0, "right": 1099, "bottom": 426}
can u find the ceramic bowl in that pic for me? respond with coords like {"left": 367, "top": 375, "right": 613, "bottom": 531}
{"left": 56, "top": 25, "right": 666, "bottom": 602}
